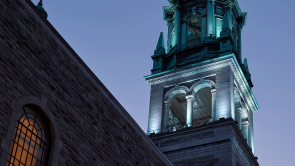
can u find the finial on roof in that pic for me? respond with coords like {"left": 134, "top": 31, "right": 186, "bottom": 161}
{"left": 36, "top": 0, "right": 48, "bottom": 19}
{"left": 243, "top": 58, "right": 249, "bottom": 72}
{"left": 156, "top": 32, "right": 165, "bottom": 50}
{"left": 38, "top": 0, "right": 43, "bottom": 6}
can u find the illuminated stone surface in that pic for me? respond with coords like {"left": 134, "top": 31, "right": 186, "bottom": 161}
{"left": 146, "top": 0, "right": 259, "bottom": 165}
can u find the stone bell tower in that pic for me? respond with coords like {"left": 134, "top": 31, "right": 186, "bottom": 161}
{"left": 145, "top": 0, "right": 259, "bottom": 165}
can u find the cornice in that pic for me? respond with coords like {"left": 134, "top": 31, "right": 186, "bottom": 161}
{"left": 223, "top": 0, "right": 234, "bottom": 8}
{"left": 144, "top": 54, "right": 259, "bottom": 112}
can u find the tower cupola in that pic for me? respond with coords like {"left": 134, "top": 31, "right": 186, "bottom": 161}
{"left": 150, "top": 0, "right": 252, "bottom": 87}
{"left": 145, "top": 1, "right": 260, "bottom": 165}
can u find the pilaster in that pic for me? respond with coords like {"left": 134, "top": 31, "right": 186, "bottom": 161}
{"left": 181, "top": 22, "right": 187, "bottom": 48}
{"left": 248, "top": 109, "right": 255, "bottom": 154}
{"left": 174, "top": 8, "right": 181, "bottom": 47}
{"left": 210, "top": 89, "right": 216, "bottom": 122}
{"left": 237, "top": 26, "right": 242, "bottom": 64}
{"left": 236, "top": 107, "right": 242, "bottom": 130}
{"left": 162, "top": 101, "right": 169, "bottom": 133}
{"left": 167, "top": 23, "right": 173, "bottom": 52}
{"left": 215, "top": 66, "right": 235, "bottom": 120}
{"left": 242, "top": 121, "right": 249, "bottom": 145}
{"left": 207, "top": 0, "right": 216, "bottom": 36}
{"left": 224, "top": 1, "right": 233, "bottom": 30}
{"left": 148, "top": 85, "right": 164, "bottom": 134}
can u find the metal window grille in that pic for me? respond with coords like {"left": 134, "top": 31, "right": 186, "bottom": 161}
{"left": 7, "top": 106, "right": 51, "bottom": 166}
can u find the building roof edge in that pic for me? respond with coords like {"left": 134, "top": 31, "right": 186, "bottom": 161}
{"left": 22, "top": 0, "right": 173, "bottom": 165}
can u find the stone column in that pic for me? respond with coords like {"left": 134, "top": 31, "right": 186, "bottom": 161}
{"left": 237, "top": 26, "right": 242, "bottom": 63}
{"left": 167, "top": 23, "right": 173, "bottom": 52}
{"left": 186, "top": 95, "right": 195, "bottom": 127}
{"left": 242, "top": 121, "right": 249, "bottom": 145}
{"left": 201, "top": 16, "right": 207, "bottom": 41}
{"left": 248, "top": 109, "right": 255, "bottom": 154}
{"left": 162, "top": 101, "right": 169, "bottom": 132}
{"left": 210, "top": 89, "right": 216, "bottom": 122}
{"left": 175, "top": 10, "right": 181, "bottom": 46}
{"left": 207, "top": 0, "right": 215, "bottom": 36}
{"left": 236, "top": 107, "right": 242, "bottom": 130}
{"left": 181, "top": 22, "right": 187, "bottom": 49}
{"left": 225, "top": 3, "right": 233, "bottom": 29}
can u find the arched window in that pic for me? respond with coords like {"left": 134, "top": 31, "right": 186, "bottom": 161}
{"left": 192, "top": 87, "right": 212, "bottom": 127}
{"left": 7, "top": 105, "right": 52, "bottom": 166}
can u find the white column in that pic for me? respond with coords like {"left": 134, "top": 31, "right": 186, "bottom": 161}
{"left": 210, "top": 89, "right": 216, "bottom": 122}
{"left": 236, "top": 107, "right": 242, "bottom": 130}
{"left": 248, "top": 110, "right": 255, "bottom": 154}
{"left": 167, "top": 23, "right": 173, "bottom": 52}
{"left": 181, "top": 22, "right": 187, "bottom": 48}
{"left": 207, "top": 0, "right": 215, "bottom": 36}
{"left": 242, "top": 122, "right": 249, "bottom": 145}
{"left": 186, "top": 95, "right": 195, "bottom": 127}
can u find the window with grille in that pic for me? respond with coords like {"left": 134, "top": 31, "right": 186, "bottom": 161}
{"left": 7, "top": 105, "right": 52, "bottom": 166}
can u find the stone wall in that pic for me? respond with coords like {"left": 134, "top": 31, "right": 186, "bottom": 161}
{"left": 0, "top": 0, "right": 171, "bottom": 165}
{"left": 150, "top": 119, "right": 259, "bottom": 166}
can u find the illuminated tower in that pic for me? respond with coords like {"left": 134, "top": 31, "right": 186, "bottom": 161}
{"left": 145, "top": 0, "right": 259, "bottom": 165}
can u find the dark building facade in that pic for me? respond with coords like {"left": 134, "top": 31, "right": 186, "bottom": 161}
{"left": 146, "top": 0, "right": 259, "bottom": 165}
{"left": 0, "top": 0, "right": 172, "bottom": 165}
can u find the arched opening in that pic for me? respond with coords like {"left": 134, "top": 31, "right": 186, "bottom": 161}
{"left": 187, "top": 13, "right": 202, "bottom": 47}
{"left": 7, "top": 105, "right": 52, "bottom": 166}
{"left": 168, "top": 93, "right": 187, "bottom": 131}
{"left": 192, "top": 87, "right": 212, "bottom": 127}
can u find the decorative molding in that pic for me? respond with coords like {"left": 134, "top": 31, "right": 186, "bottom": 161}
{"left": 179, "top": 79, "right": 200, "bottom": 90}
{"left": 164, "top": 86, "right": 189, "bottom": 101}
{"left": 190, "top": 80, "right": 215, "bottom": 96}
{"left": 223, "top": 0, "right": 234, "bottom": 8}
{"left": 145, "top": 54, "right": 259, "bottom": 112}
{"left": 146, "top": 60, "right": 229, "bottom": 86}
{"left": 173, "top": 155, "right": 219, "bottom": 166}
{"left": 163, "top": 86, "right": 175, "bottom": 96}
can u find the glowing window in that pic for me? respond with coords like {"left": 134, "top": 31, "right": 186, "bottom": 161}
{"left": 7, "top": 105, "right": 52, "bottom": 166}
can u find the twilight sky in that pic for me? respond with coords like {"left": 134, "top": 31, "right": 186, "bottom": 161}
{"left": 32, "top": 0, "right": 295, "bottom": 165}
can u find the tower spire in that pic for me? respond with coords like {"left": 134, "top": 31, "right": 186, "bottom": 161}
{"left": 156, "top": 32, "right": 165, "bottom": 50}
{"left": 151, "top": 32, "right": 166, "bottom": 74}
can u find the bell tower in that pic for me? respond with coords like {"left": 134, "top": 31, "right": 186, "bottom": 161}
{"left": 145, "top": 0, "right": 259, "bottom": 165}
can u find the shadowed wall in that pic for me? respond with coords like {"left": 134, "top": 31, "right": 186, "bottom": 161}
{"left": 0, "top": 0, "right": 171, "bottom": 165}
